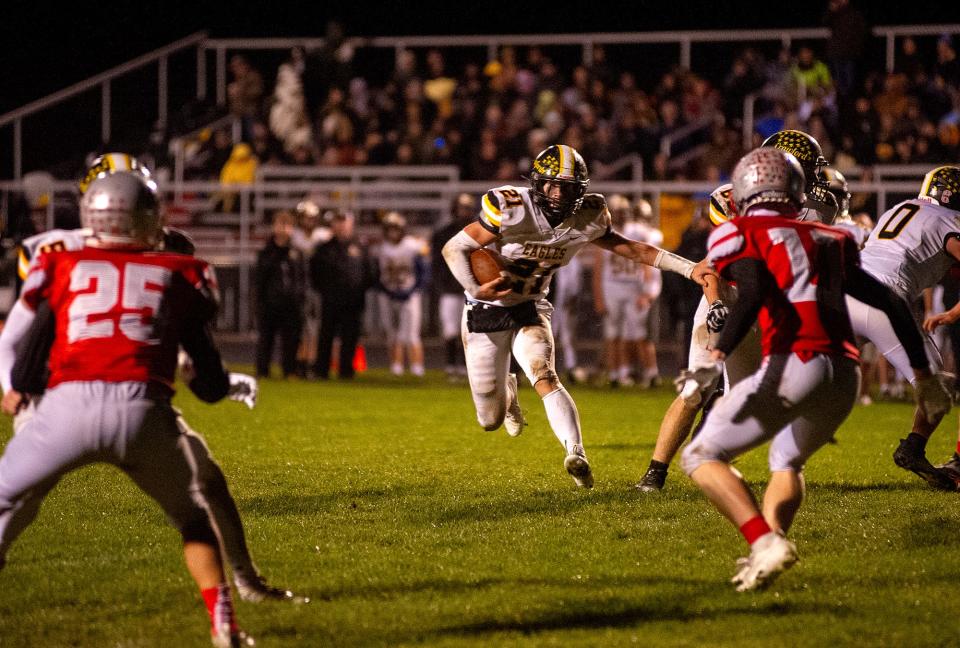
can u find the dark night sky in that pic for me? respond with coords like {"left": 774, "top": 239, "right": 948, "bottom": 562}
{"left": 1, "top": 0, "right": 952, "bottom": 114}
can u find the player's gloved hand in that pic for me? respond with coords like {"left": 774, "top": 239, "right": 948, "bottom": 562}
{"left": 915, "top": 374, "right": 952, "bottom": 424}
{"left": 228, "top": 372, "right": 259, "bottom": 409}
{"left": 803, "top": 190, "right": 839, "bottom": 223}
{"left": 705, "top": 300, "right": 729, "bottom": 334}
{"left": 674, "top": 361, "right": 722, "bottom": 407}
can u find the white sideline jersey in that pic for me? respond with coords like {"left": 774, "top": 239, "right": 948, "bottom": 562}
{"left": 859, "top": 199, "right": 960, "bottom": 299}
{"left": 601, "top": 222, "right": 658, "bottom": 290}
{"left": 378, "top": 235, "right": 427, "bottom": 293}
{"left": 17, "top": 228, "right": 91, "bottom": 283}
{"left": 478, "top": 185, "right": 611, "bottom": 307}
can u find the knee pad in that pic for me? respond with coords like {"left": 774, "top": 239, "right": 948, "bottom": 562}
{"left": 527, "top": 355, "right": 558, "bottom": 387}
{"left": 476, "top": 398, "right": 506, "bottom": 431}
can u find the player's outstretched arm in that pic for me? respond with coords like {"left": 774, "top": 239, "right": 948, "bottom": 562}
{"left": 711, "top": 259, "right": 771, "bottom": 360}
{"left": 441, "top": 221, "right": 511, "bottom": 301}
{"left": 592, "top": 230, "right": 717, "bottom": 286}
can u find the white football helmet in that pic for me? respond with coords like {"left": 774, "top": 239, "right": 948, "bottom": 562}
{"left": 81, "top": 172, "right": 162, "bottom": 248}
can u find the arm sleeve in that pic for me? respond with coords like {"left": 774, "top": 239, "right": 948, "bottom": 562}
{"left": 714, "top": 258, "right": 772, "bottom": 356}
{"left": 10, "top": 301, "right": 53, "bottom": 394}
{"left": 181, "top": 320, "right": 231, "bottom": 403}
{"left": 441, "top": 230, "right": 483, "bottom": 296}
{"left": 844, "top": 265, "right": 930, "bottom": 371}
{"left": 0, "top": 300, "right": 39, "bottom": 393}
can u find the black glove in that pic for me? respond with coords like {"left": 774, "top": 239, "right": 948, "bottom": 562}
{"left": 706, "top": 299, "right": 729, "bottom": 334}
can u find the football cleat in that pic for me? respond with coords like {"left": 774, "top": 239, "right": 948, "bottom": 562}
{"left": 893, "top": 439, "right": 957, "bottom": 491}
{"left": 235, "top": 575, "right": 309, "bottom": 604}
{"left": 732, "top": 532, "right": 798, "bottom": 592}
{"left": 504, "top": 373, "right": 526, "bottom": 437}
{"left": 212, "top": 624, "right": 255, "bottom": 648}
{"left": 935, "top": 454, "right": 960, "bottom": 484}
{"left": 635, "top": 466, "right": 667, "bottom": 492}
{"left": 564, "top": 444, "right": 594, "bottom": 489}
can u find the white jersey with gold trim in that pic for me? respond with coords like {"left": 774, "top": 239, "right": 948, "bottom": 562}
{"left": 860, "top": 199, "right": 960, "bottom": 300}
{"left": 478, "top": 185, "right": 611, "bottom": 307}
{"left": 378, "top": 235, "right": 427, "bottom": 294}
{"left": 17, "top": 228, "right": 91, "bottom": 285}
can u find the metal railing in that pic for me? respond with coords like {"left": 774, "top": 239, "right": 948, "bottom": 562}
{"left": 5, "top": 24, "right": 960, "bottom": 181}
{"left": 0, "top": 31, "right": 209, "bottom": 179}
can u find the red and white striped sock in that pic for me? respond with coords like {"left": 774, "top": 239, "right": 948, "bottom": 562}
{"left": 201, "top": 583, "right": 237, "bottom": 634}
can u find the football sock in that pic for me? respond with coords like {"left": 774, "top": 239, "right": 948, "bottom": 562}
{"left": 390, "top": 363, "right": 403, "bottom": 376}
{"left": 647, "top": 459, "right": 669, "bottom": 473}
{"left": 739, "top": 516, "right": 773, "bottom": 546}
{"left": 618, "top": 366, "right": 632, "bottom": 382}
{"left": 202, "top": 583, "right": 237, "bottom": 632}
{"left": 543, "top": 387, "right": 582, "bottom": 452}
{"left": 411, "top": 363, "right": 425, "bottom": 377}
{"left": 903, "top": 432, "right": 929, "bottom": 453}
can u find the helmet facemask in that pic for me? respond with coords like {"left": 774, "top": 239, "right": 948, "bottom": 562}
{"left": 531, "top": 177, "right": 588, "bottom": 224}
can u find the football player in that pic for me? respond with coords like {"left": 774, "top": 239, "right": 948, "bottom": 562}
{"left": 593, "top": 195, "right": 659, "bottom": 387}
{"left": 851, "top": 166, "right": 960, "bottom": 488}
{"left": 637, "top": 129, "right": 839, "bottom": 492}
{"left": 0, "top": 172, "right": 276, "bottom": 645}
{"left": 442, "top": 144, "right": 714, "bottom": 488}
{"left": 3, "top": 155, "right": 297, "bottom": 606}
{"left": 630, "top": 198, "right": 665, "bottom": 387}
{"left": 681, "top": 148, "right": 948, "bottom": 591}
{"left": 377, "top": 212, "right": 429, "bottom": 377}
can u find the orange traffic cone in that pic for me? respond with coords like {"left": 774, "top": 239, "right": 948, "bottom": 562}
{"left": 353, "top": 344, "right": 367, "bottom": 373}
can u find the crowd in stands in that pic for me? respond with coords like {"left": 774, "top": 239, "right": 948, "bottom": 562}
{"left": 177, "top": 8, "right": 959, "bottom": 189}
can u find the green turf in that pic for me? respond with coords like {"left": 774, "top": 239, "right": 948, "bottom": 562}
{"left": 1, "top": 371, "right": 958, "bottom": 647}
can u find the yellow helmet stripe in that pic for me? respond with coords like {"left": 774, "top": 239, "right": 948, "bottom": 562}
{"left": 557, "top": 145, "right": 576, "bottom": 178}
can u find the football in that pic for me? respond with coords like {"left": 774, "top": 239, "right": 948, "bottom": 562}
{"left": 469, "top": 248, "right": 506, "bottom": 284}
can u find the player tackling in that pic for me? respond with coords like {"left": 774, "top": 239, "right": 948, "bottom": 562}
{"left": 443, "top": 144, "right": 714, "bottom": 487}
{"left": 680, "top": 148, "right": 949, "bottom": 591}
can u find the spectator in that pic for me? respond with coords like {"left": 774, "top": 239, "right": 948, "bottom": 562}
{"left": 255, "top": 211, "right": 306, "bottom": 379}
{"left": 431, "top": 193, "right": 475, "bottom": 380}
{"left": 227, "top": 54, "right": 265, "bottom": 136}
{"left": 270, "top": 49, "right": 313, "bottom": 156}
{"left": 935, "top": 36, "right": 960, "bottom": 87}
{"left": 822, "top": 0, "right": 868, "bottom": 98}
{"left": 310, "top": 212, "right": 378, "bottom": 380}
{"left": 791, "top": 46, "right": 834, "bottom": 100}
{"left": 217, "top": 143, "right": 258, "bottom": 212}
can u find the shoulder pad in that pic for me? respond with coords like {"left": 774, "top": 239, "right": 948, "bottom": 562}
{"left": 581, "top": 193, "right": 607, "bottom": 212}
{"left": 706, "top": 221, "right": 745, "bottom": 264}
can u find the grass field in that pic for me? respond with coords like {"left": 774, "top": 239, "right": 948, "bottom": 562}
{"left": 1, "top": 371, "right": 959, "bottom": 647}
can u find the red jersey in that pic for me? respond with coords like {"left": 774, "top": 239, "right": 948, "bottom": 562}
{"left": 21, "top": 247, "right": 218, "bottom": 389}
{"left": 707, "top": 216, "right": 859, "bottom": 361}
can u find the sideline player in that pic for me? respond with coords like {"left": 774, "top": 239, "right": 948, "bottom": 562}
{"left": 0, "top": 172, "right": 273, "bottom": 645}
{"left": 6, "top": 154, "right": 301, "bottom": 604}
{"left": 377, "top": 212, "right": 429, "bottom": 377}
{"left": 442, "top": 144, "right": 714, "bottom": 488}
{"left": 636, "top": 130, "right": 839, "bottom": 492}
{"left": 853, "top": 166, "right": 960, "bottom": 488}
{"left": 593, "top": 195, "right": 658, "bottom": 387}
{"left": 680, "top": 148, "right": 949, "bottom": 591}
